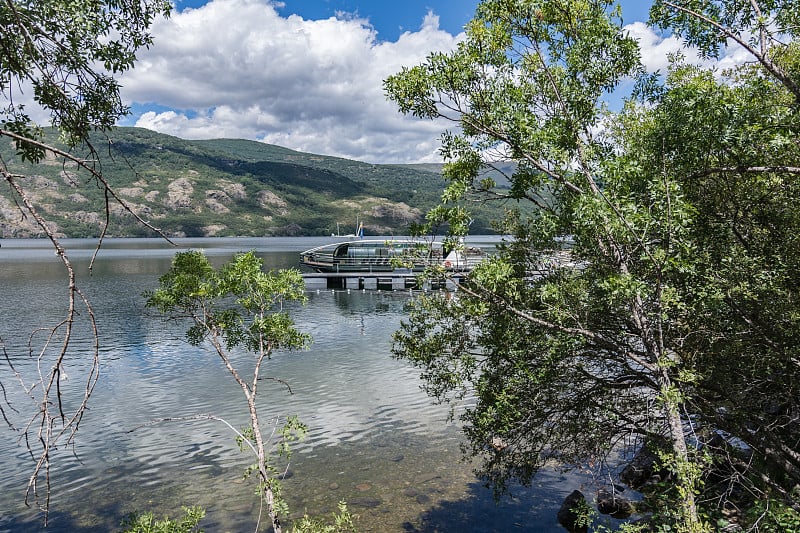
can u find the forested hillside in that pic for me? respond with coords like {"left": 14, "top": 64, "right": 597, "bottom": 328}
{"left": 0, "top": 127, "right": 510, "bottom": 238}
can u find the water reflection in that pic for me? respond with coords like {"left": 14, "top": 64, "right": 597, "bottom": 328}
{"left": 0, "top": 237, "right": 594, "bottom": 533}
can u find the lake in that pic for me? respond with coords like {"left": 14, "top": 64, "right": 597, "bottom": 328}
{"left": 0, "top": 237, "right": 588, "bottom": 532}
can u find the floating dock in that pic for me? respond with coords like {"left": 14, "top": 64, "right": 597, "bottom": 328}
{"left": 301, "top": 271, "right": 465, "bottom": 291}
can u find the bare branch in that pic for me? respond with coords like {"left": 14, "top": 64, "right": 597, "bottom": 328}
{"left": 128, "top": 414, "right": 259, "bottom": 456}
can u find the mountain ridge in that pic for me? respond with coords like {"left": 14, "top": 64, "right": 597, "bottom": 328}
{"left": 0, "top": 127, "right": 507, "bottom": 238}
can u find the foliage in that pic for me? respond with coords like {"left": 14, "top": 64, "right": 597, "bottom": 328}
{"left": 0, "top": 0, "right": 172, "bottom": 158}
{"left": 743, "top": 490, "right": 800, "bottom": 532}
{"left": 146, "top": 250, "right": 310, "bottom": 533}
{"left": 291, "top": 501, "right": 358, "bottom": 533}
{"left": 649, "top": 0, "right": 800, "bottom": 102}
{"left": 119, "top": 506, "right": 205, "bottom": 533}
{"left": 631, "top": 54, "right": 800, "bottom": 517}
{"left": 387, "top": 0, "right": 800, "bottom": 531}
{"left": 147, "top": 250, "right": 310, "bottom": 352}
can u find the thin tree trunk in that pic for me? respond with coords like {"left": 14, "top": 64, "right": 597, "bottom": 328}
{"left": 661, "top": 371, "right": 702, "bottom": 532}
{"left": 211, "top": 332, "right": 282, "bottom": 533}
{"left": 249, "top": 396, "right": 282, "bottom": 533}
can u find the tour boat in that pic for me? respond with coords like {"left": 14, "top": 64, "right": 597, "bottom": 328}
{"left": 299, "top": 239, "right": 486, "bottom": 273}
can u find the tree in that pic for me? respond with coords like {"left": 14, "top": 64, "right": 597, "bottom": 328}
{"left": 145, "top": 250, "right": 311, "bottom": 533}
{"left": 646, "top": 0, "right": 800, "bottom": 518}
{"left": 386, "top": 0, "right": 799, "bottom": 530}
{"left": 633, "top": 53, "right": 800, "bottom": 497}
{"left": 0, "top": 0, "right": 171, "bottom": 521}
{"left": 650, "top": 0, "right": 800, "bottom": 101}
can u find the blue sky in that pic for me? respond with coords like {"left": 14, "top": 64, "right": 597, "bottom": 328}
{"left": 114, "top": 0, "right": 733, "bottom": 163}
{"left": 260, "top": 1, "right": 654, "bottom": 42}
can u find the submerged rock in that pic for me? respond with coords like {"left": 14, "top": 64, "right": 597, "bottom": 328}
{"left": 349, "top": 496, "right": 382, "bottom": 509}
{"left": 402, "top": 487, "right": 419, "bottom": 498}
{"left": 620, "top": 443, "right": 668, "bottom": 490}
{"left": 596, "top": 488, "right": 635, "bottom": 519}
{"left": 557, "top": 490, "right": 589, "bottom": 533}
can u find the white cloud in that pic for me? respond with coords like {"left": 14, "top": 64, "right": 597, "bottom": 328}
{"left": 120, "top": 0, "right": 462, "bottom": 163}
{"left": 624, "top": 21, "right": 751, "bottom": 75}
{"left": 624, "top": 21, "right": 703, "bottom": 73}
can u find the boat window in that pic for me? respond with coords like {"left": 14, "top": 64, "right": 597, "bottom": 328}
{"left": 349, "top": 246, "right": 377, "bottom": 258}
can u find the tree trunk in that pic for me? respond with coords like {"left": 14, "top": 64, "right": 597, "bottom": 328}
{"left": 249, "top": 397, "right": 282, "bottom": 533}
{"left": 661, "top": 371, "right": 703, "bottom": 532}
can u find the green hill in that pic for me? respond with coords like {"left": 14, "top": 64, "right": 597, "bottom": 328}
{"left": 0, "top": 127, "right": 512, "bottom": 238}
{"left": 0, "top": 128, "right": 443, "bottom": 237}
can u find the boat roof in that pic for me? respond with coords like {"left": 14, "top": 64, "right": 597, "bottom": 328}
{"left": 301, "top": 239, "right": 440, "bottom": 254}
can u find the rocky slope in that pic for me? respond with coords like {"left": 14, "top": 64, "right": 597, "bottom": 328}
{"left": 1, "top": 128, "right": 505, "bottom": 238}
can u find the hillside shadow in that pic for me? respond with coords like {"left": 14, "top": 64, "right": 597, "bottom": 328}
{"left": 244, "top": 161, "right": 363, "bottom": 197}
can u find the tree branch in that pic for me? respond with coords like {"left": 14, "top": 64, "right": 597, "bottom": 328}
{"left": 664, "top": 1, "right": 800, "bottom": 101}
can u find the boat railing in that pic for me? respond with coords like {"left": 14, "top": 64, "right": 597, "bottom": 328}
{"left": 302, "top": 251, "right": 458, "bottom": 271}
{"left": 305, "top": 252, "right": 440, "bottom": 268}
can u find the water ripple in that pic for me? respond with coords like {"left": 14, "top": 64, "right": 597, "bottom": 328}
{"left": 0, "top": 241, "right": 584, "bottom": 533}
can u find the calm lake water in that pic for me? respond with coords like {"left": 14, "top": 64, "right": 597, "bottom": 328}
{"left": 0, "top": 237, "right": 594, "bottom": 532}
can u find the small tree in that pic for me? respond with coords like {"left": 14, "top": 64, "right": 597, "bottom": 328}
{"left": 145, "top": 251, "right": 311, "bottom": 533}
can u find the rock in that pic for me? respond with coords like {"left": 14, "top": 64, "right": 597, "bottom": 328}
{"left": 165, "top": 177, "right": 194, "bottom": 209}
{"left": 369, "top": 202, "right": 422, "bottom": 224}
{"left": 278, "top": 223, "right": 303, "bottom": 236}
{"left": 490, "top": 436, "right": 509, "bottom": 451}
{"left": 258, "top": 190, "right": 288, "bottom": 214}
{"left": 349, "top": 497, "right": 382, "bottom": 509}
{"left": 415, "top": 494, "right": 431, "bottom": 505}
{"left": 220, "top": 180, "right": 247, "bottom": 200}
{"left": 557, "top": 490, "right": 589, "bottom": 533}
{"left": 118, "top": 187, "right": 145, "bottom": 198}
{"left": 596, "top": 488, "right": 635, "bottom": 519}
{"left": 68, "top": 193, "right": 89, "bottom": 203}
{"left": 402, "top": 488, "right": 418, "bottom": 498}
{"left": 205, "top": 197, "right": 230, "bottom": 214}
{"left": 620, "top": 442, "right": 668, "bottom": 490}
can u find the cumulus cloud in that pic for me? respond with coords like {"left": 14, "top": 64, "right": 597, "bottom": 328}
{"left": 624, "top": 21, "right": 750, "bottom": 74}
{"left": 624, "top": 21, "right": 695, "bottom": 73}
{"left": 120, "top": 1, "right": 757, "bottom": 164}
{"left": 120, "top": 0, "right": 461, "bottom": 163}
